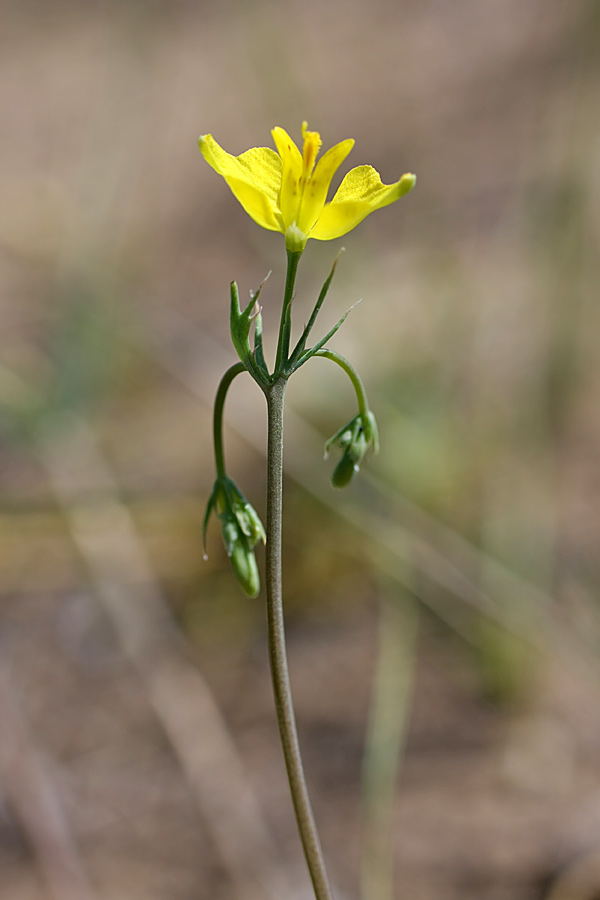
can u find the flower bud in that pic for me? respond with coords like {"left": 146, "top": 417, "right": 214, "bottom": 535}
{"left": 230, "top": 534, "right": 261, "bottom": 598}
{"left": 228, "top": 483, "right": 266, "bottom": 546}
{"left": 325, "top": 411, "right": 378, "bottom": 489}
{"left": 203, "top": 476, "right": 265, "bottom": 596}
{"left": 331, "top": 449, "right": 358, "bottom": 488}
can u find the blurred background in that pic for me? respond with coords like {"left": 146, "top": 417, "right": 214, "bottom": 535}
{"left": 1, "top": 0, "right": 600, "bottom": 898}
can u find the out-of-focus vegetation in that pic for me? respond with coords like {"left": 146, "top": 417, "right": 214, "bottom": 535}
{"left": 1, "top": 1, "right": 600, "bottom": 899}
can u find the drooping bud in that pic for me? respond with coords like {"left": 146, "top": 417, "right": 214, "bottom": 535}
{"left": 230, "top": 532, "right": 261, "bottom": 598}
{"left": 325, "top": 411, "right": 379, "bottom": 489}
{"left": 203, "top": 476, "right": 265, "bottom": 597}
{"left": 227, "top": 481, "right": 266, "bottom": 548}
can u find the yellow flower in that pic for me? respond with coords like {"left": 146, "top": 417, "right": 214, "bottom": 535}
{"left": 199, "top": 122, "right": 416, "bottom": 252}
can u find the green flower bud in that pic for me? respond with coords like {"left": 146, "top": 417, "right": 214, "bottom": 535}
{"left": 203, "top": 475, "right": 265, "bottom": 596}
{"left": 221, "top": 517, "right": 239, "bottom": 556}
{"left": 230, "top": 534, "right": 261, "bottom": 598}
{"left": 331, "top": 449, "right": 358, "bottom": 488}
{"left": 228, "top": 482, "right": 266, "bottom": 545}
{"left": 325, "top": 411, "right": 378, "bottom": 489}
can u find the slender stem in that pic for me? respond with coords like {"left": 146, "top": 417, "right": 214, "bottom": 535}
{"left": 314, "top": 349, "right": 370, "bottom": 420}
{"left": 264, "top": 377, "right": 335, "bottom": 900}
{"left": 213, "top": 363, "right": 246, "bottom": 476}
{"left": 274, "top": 249, "right": 302, "bottom": 372}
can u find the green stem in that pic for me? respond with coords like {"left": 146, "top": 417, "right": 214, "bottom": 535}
{"left": 264, "top": 377, "right": 335, "bottom": 900}
{"left": 274, "top": 249, "right": 302, "bottom": 372}
{"left": 314, "top": 349, "right": 370, "bottom": 420}
{"left": 213, "top": 363, "right": 246, "bottom": 476}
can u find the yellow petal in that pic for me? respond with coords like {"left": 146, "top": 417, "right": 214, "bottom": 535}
{"left": 297, "top": 138, "right": 355, "bottom": 234}
{"left": 271, "top": 126, "right": 303, "bottom": 229}
{"left": 199, "top": 135, "right": 284, "bottom": 232}
{"left": 310, "top": 167, "right": 416, "bottom": 241}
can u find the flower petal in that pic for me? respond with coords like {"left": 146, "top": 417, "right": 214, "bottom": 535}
{"left": 271, "top": 126, "right": 303, "bottom": 229}
{"left": 199, "top": 135, "right": 283, "bottom": 232}
{"left": 298, "top": 138, "right": 355, "bottom": 234}
{"left": 310, "top": 167, "right": 416, "bottom": 241}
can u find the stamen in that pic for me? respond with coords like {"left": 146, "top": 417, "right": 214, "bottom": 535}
{"left": 301, "top": 121, "right": 322, "bottom": 180}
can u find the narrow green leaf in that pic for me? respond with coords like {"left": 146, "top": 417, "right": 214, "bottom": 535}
{"left": 293, "top": 299, "right": 362, "bottom": 371}
{"left": 288, "top": 249, "right": 344, "bottom": 367}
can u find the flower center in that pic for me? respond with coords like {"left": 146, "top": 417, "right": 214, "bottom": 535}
{"left": 300, "top": 122, "right": 321, "bottom": 183}
{"left": 293, "top": 122, "right": 322, "bottom": 236}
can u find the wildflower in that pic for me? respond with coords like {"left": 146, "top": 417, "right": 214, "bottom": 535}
{"left": 199, "top": 122, "right": 416, "bottom": 252}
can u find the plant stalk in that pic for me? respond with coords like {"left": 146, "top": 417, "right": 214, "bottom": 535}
{"left": 264, "top": 376, "right": 335, "bottom": 900}
{"left": 213, "top": 363, "right": 246, "bottom": 476}
{"left": 274, "top": 249, "right": 302, "bottom": 372}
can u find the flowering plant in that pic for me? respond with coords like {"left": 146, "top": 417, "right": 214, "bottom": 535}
{"left": 200, "top": 121, "right": 415, "bottom": 900}
{"left": 200, "top": 121, "right": 415, "bottom": 251}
